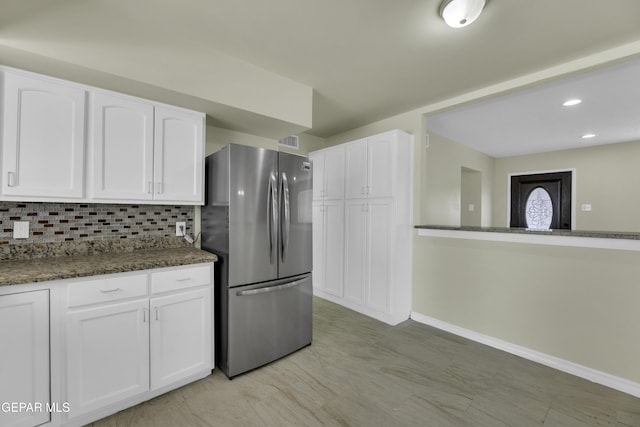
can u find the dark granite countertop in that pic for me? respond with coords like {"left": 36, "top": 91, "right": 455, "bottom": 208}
{"left": 0, "top": 238, "right": 217, "bottom": 287}
{"left": 415, "top": 225, "right": 640, "bottom": 241}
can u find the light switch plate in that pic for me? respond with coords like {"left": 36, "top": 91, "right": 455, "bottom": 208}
{"left": 13, "top": 221, "right": 29, "bottom": 239}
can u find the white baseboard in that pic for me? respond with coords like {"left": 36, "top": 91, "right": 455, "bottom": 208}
{"left": 313, "top": 290, "right": 408, "bottom": 326}
{"left": 410, "top": 311, "right": 640, "bottom": 398}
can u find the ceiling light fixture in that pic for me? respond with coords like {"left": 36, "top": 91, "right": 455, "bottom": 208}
{"left": 562, "top": 99, "right": 582, "bottom": 107}
{"left": 439, "top": 0, "right": 486, "bottom": 28}
{"left": 581, "top": 133, "right": 596, "bottom": 139}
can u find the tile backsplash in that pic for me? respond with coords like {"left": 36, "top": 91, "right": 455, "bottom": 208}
{"left": 0, "top": 202, "right": 194, "bottom": 247}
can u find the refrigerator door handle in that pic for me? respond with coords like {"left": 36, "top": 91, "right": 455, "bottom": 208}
{"left": 281, "top": 172, "right": 291, "bottom": 262}
{"left": 268, "top": 173, "right": 278, "bottom": 264}
{"left": 235, "top": 279, "right": 304, "bottom": 296}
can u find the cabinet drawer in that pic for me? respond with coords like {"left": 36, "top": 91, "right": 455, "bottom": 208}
{"left": 67, "top": 274, "right": 148, "bottom": 308}
{"left": 151, "top": 264, "right": 212, "bottom": 295}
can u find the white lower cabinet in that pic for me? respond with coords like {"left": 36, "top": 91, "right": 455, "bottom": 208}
{"left": 66, "top": 299, "right": 150, "bottom": 417}
{"left": 312, "top": 200, "right": 344, "bottom": 297}
{"left": 64, "top": 263, "right": 213, "bottom": 426}
{"left": 149, "top": 288, "right": 211, "bottom": 390}
{"left": 0, "top": 290, "right": 50, "bottom": 427}
{"left": 344, "top": 199, "right": 392, "bottom": 314}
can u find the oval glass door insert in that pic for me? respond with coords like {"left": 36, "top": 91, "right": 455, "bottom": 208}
{"left": 525, "top": 187, "right": 553, "bottom": 229}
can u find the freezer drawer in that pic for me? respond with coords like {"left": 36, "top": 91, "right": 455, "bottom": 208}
{"left": 224, "top": 273, "right": 312, "bottom": 377}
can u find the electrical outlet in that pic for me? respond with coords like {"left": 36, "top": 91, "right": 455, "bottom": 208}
{"left": 13, "top": 221, "right": 29, "bottom": 239}
{"left": 176, "top": 222, "right": 186, "bottom": 236}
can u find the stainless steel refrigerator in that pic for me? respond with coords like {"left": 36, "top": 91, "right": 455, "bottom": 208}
{"left": 201, "top": 144, "right": 313, "bottom": 378}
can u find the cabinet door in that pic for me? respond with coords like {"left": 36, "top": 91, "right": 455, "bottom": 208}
{"left": 310, "top": 152, "right": 325, "bottom": 200}
{"left": 343, "top": 200, "right": 367, "bottom": 304}
{"left": 367, "top": 200, "right": 393, "bottom": 313}
{"left": 153, "top": 106, "right": 204, "bottom": 203}
{"left": 312, "top": 200, "right": 344, "bottom": 297}
{"left": 367, "top": 134, "right": 394, "bottom": 198}
{"left": 324, "top": 146, "right": 345, "bottom": 199}
{"left": 66, "top": 299, "right": 149, "bottom": 416}
{"left": 2, "top": 72, "right": 85, "bottom": 199}
{"left": 344, "top": 139, "right": 368, "bottom": 199}
{"left": 312, "top": 202, "right": 325, "bottom": 290}
{"left": 0, "top": 290, "right": 50, "bottom": 427}
{"left": 150, "top": 288, "right": 211, "bottom": 390}
{"left": 91, "top": 92, "right": 154, "bottom": 200}
{"left": 323, "top": 200, "right": 344, "bottom": 297}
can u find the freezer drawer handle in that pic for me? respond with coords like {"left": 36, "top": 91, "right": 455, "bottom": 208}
{"left": 99, "top": 288, "right": 121, "bottom": 294}
{"left": 235, "top": 279, "right": 305, "bottom": 296}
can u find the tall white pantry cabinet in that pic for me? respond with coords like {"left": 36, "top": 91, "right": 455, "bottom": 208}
{"left": 310, "top": 129, "right": 413, "bottom": 325}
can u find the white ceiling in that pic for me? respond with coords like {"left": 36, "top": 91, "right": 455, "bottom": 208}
{"left": 426, "top": 58, "right": 640, "bottom": 158}
{"left": 2, "top": 0, "right": 640, "bottom": 138}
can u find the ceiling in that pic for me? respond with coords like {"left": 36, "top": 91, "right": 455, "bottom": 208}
{"left": 426, "top": 58, "right": 640, "bottom": 158}
{"left": 2, "top": 0, "right": 640, "bottom": 138}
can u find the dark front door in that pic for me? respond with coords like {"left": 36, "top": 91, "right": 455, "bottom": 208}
{"left": 510, "top": 171, "right": 572, "bottom": 229}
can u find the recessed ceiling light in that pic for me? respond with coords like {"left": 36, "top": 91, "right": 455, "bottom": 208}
{"left": 562, "top": 99, "right": 582, "bottom": 107}
{"left": 581, "top": 133, "right": 596, "bottom": 139}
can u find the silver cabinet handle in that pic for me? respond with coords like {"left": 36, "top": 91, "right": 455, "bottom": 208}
{"left": 143, "top": 308, "right": 148, "bottom": 323}
{"left": 99, "top": 288, "right": 121, "bottom": 294}
{"left": 176, "top": 277, "right": 192, "bottom": 282}
{"left": 7, "top": 172, "right": 16, "bottom": 187}
{"left": 156, "top": 182, "right": 163, "bottom": 194}
{"left": 155, "top": 307, "right": 160, "bottom": 321}
{"left": 148, "top": 181, "right": 153, "bottom": 194}
{"left": 236, "top": 279, "right": 304, "bottom": 296}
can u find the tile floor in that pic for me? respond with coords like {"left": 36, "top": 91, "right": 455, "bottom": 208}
{"left": 92, "top": 297, "right": 640, "bottom": 426}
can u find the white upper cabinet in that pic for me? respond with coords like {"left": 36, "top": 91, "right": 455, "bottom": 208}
{"left": 345, "top": 133, "right": 394, "bottom": 199}
{"left": 92, "top": 92, "right": 155, "bottom": 200}
{"left": 311, "top": 145, "right": 344, "bottom": 200}
{"left": 344, "top": 139, "right": 368, "bottom": 199}
{"left": 366, "top": 134, "right": 393, "bottom": 198}
{"left": 1, "top": 66, "right": 206, "bottom": 205}
{"left": 91, "top": 98, "right": 204, "bottom": 204}
{"left": 153, "top": 106, "right": 204, "bottom": 204}
{"left": 1, "top": 71, "right": 86, "bottom": 200}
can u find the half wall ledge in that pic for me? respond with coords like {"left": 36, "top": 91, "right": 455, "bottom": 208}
{"left": 416, "top": 225, "right": 640, "bottom": 251}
